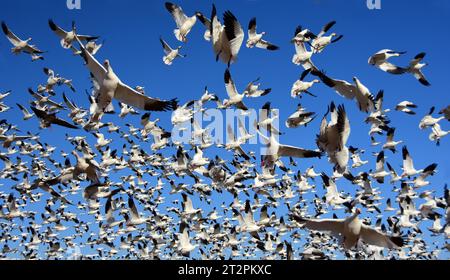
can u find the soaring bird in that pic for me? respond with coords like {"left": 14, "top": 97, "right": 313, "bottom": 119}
{"left": 316, "top": 103, "right": 351, "bottom": 173}
{"left": 210, "top": 5, "right": 244, "bottom": 66}
{"left": 48, "top": 19, "right": 98, "bottom": 50}
{"left": 159, "top": 36, "right": 185, "bottom": 65}
{"left": 291, "top": 208, "right": 404, "bottom": 250}
{"left": 30, "top": 107, "right": 79, "bottom": 129}
{"left": 75, "top": 36, "right": 178, "bottom": 123}
{"left": 368, "top": 49, "right": 407, "bottom": 74}
{"left": 1, "top": 21, "right": 45, "bottom": 61}
{"left": 246, "top": 17, "right": 279, "bottom": 50}
{"left": 165, "top": 2, "right": 197, "bottom": 42}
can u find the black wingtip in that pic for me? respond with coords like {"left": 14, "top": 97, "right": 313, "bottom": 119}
{"left": 419, "top": 78, "right": 431, "bottom": 87}
{"left": 169, "top": 98, "right": 179, "bottom": 111}
{"left": 267, "top": 45, "right": 279, "bottom": 51}
{"left": 402, "top": 146, "right": 409, "bottom": 160}
{"left": 165, "top": 2, "right": 175, "bottom": 12}
{"left": 414, "top": 52, "right": 426, "bottom": 60}
{"left": 390, "top": 236, "right": 405, "bottom": 248}
{"left": 48, "top": 19, "right": 57, "bottom": 31}
{"left": 290, "top": 214, "right": 307, "bottom": 224}
{"left": 1, "top": 21, "right": 8, "bottom": 35}
{"left": 248, "top": 17, "right": 256, "bottom": 30}
{"left": 224, "top": 68, "right": 231, "bottom": 83}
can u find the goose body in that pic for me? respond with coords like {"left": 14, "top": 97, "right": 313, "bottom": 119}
{"left": 165, "top": 2, "right": 197, "bottom": 42}
{"left": 211, "top": 5, "right": 244, "bottom": 66}
{"left": 292, "top": 208, "right": 404, "bottom": 250}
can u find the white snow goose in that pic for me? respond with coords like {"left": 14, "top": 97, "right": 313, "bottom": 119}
{"left": 1, "top": 21, "right": 45, "bottom": 61}
{"left": 223, "top": 68, "right": 249, "bottom": 110}
{"left": 165, "top": 2, "right": 197, "bottom": 42}
{"left": 48, "top": 19, "right": 98, "bottom": 50}
{"left": 291, "top": 208, "right": 404, "bottom": 250}
{"left": 395, "top": 101, "right": 417, "bottom": 115}
{"left": 310, "top": 21, "right": 343, "bottom": 54}
{"left": 246, "top": 17, "right": 279, "bottom": 50}
{"left": 210, "top": 4, "right": 244, "bottom": 67}
{"left": 159, "top": 36, "right": 185, "bottom": 65}
{"left": 368, "top": 49, "right": 407, "bottom": 74}
{"left": 407, "top": 52, "right": 430, "bottom": 86}
{"left": 75, "top": 36, "right": 178, "bottom": 124}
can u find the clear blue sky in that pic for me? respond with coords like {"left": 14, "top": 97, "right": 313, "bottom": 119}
{"left": 0, "top": 0, "right": 449, "bottom": 259}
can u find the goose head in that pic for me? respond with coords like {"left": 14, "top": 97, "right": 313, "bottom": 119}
{"left": 103, "top": 60, "right": 112, "bottom": 72}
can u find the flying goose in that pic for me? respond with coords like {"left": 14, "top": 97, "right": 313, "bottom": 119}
{"left": 40, "top": 67, "right": 75, "bottom": 93}
{"left": 321, "top": 173, "right": 352, "bottom": 207}
{"left": 190, "top": 146, "right": 209, "bottom": 169}
{"left": 395, "top": 101, "right": 417, "bottom": 115}
{"left": 352, "top": 77, "right": 376, "bottom": 113}
{"left": 312, "top": 70, "right": 375, "bottom": 113}
{"left": 30, "top": 107, "right": 79, "bottom": 129}
{"left": 223, "top": 69, "right": 249, "bottom": 110}
{"left": 382, "top": 128, "right": 402, "bottom": 153}
{"left": 75, "top": 36, "right": 178, "bottom": 123}
{"left": 243, "top": 78, "right": 272, "bottom": 98}
{"left": 291, "top": 69, "right": 320, "bottom": 98}
{"left": 225, "top": 124, "right": 251, "bottom": 160}
{"left": 237, "top": 118, "right": 255, "bottom": 143}
{"left": 429, "top": 123, "right": 449, "bottom": 146}
{"left": 118, "top": 102, "right": 139, "bottom": 118}
{"left": 386, "top": 162, "right": 402, "bottom": 184}
{"left": 181, "top": 193, "right": 202, "bottom": 217}
{"left": 1, "top": 21, "right": 45, "bottom": 61}
{"left": 0, "top": 134, "right": 33, "bottom": 148}
{"left": 258, "top": 102, "right": 282, "bottom": 135}
{"left": 246, "top": 17, "right": 279, "bottom": 50}
{"left": 365, "top": 91, "right": 390, "bottom": 127}
{"left": 406, "top": 52, "right": 430, "bottom": 86}
{"left": 232, "top": 200, "right": 261, "bottom": 240}
{"left": 195, "top": 12, "right": 211, "bottom": 41}
{"left": 28, "top": 88, "right": 64, "bottom": 110}
{"left": 1, "top": 194, "right": 27, "bottom": 220}
{"left": 285, "top": 104, "right": 315, "bottom": 129}
{"left": 125, "top": 196, "right": 149, "bottom": 226}
{"left": 210, "top": 5, "right": 244, "bottom": 66}
{"left": 310, "top": 21, "right": 343, "bottom": 54}
{"left": 291, "top": 208, "right": 404, "bottom": 250}
{"left": 63, "top": 93, "right": 87, "bottom": 119}
{"left": 412, "top": 164, "right": 438, "bottom": 188}
{"left": 165, "top": 2, "right": 197, "bottom": 42}
{"left": 368, "top": 49, "right": 407, "bottom": 74}
{"left": 350, "top": 148, "right": 368, "bottom": 168}
{"left": 369, "top": 151, "right": 390, "bottom": 184}
{"left": 419, "top": 107, "right": 444, "bottom": 129}
{"left": 177, "top": 222, "right": 198, "bottom": 257}
{"left": 16, "top": 104, "right": 34, "bottom": 120}
{"left": 316, "top": 103, "right": 351, "bottom": 173}
{"left": 48, "top": 19, "right": 98, "bottom": 50}
{"left": 256, "top": 121, "right": 322, "bottom": 174}
{"left": 401, "top": 146, "right": 436, "bottom": 178}
{"left": 159, "top": 36, "right": 185, "bottom": 65}
{"left": 292, "top": 41, "right": 315, "bottom": 70}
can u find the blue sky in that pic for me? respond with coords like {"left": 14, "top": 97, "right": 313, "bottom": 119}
{"left": 0, "top": 0, "right": 449, "bottom": 259}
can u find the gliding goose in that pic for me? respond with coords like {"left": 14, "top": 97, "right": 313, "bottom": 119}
{"left": 75, "top": 36, "right": 178, "bottom": 124}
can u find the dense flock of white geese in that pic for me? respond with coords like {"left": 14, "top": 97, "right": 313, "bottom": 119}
{"left": 0, "top": 2, "right": 449, "bottom": 260}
